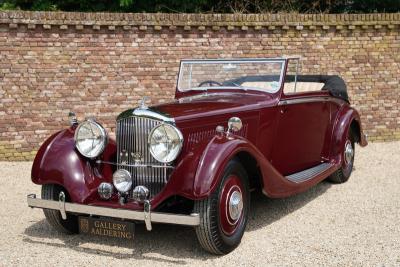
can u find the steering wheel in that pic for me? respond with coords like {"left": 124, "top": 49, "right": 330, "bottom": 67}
{"left": 198, "top": 80, "right": 223, "bottom": 87}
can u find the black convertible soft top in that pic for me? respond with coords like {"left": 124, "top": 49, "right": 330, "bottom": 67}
{"left": 285, "top": 75, "right": 349, "bottom": 102}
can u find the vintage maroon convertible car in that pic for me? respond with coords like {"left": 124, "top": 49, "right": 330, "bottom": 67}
{"left": 28, "top": 57, "right": 367, "bottom": 254}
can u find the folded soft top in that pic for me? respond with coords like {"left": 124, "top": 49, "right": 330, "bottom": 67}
{"left": 286, "top": 75, "right": 349, "bottom": 102}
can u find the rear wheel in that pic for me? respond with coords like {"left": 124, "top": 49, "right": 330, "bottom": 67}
{"left": 328, "top": 130, "right": 355, "bottom": 184}
{"left": 194, "top": 160, "right": 250, "bottom": 254}
{"left": 41, "top": 184, "right": 78, "bottom": 234}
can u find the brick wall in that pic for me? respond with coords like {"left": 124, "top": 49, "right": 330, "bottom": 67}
{"left": 0, "top": 11, "right": 399, "bottom": 160}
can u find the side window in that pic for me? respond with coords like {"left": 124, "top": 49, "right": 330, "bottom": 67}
{"left": 284, "top": 59, "right": 299, "bottom": 94}
{"left": 284, "top": 58, "right": 325, "bottom": 94}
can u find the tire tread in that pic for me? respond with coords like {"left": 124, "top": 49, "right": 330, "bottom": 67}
{"left": 328, "top": 130, "right": 355, "bottom": 184}
{"left": 194, "top": 160, "right": 249, "bottom": 254}
{"left": 41, "top": 184, "right": 78, "bottom": 234}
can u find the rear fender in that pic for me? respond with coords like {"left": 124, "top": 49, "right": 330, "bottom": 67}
{"left": 31, "top": 127, "right": 116, "bottom": 203}
{"left": 330, "top": 106, "right": 368, "bottom": 163}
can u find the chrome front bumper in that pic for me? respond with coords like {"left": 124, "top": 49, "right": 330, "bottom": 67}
{"left": 27, "top": 194, "right": 200, "bottom": 231}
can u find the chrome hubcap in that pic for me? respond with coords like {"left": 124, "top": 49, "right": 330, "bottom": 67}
{"left": 228, "top": 190, "right": 243, "bottom": 222}
{"left": 344, "top": 140, "right": 354, "bottom": 165}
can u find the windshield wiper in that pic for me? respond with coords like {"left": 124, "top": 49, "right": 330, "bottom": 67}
{"left": 229, "top": 82, "right": 248, "bottom": 91}
{"left": 189, "top": 82, "right": 249, "bottom": 91}
{"left": 188, "top": 87, "right": 209, "bottom": 91}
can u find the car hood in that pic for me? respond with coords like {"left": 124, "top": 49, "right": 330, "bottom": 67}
{"left": 151, "top": 92, "right": 277, "bottom": 122}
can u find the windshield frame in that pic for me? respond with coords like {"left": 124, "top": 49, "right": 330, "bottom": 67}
{"left": 177, "top": 58, "right": 287, "bottom": 93}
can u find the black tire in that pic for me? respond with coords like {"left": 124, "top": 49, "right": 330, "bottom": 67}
{"left": 194, "top": 160, "right": 250, "bottom": 255}
{"left": 328, "top": 130, "right": 356, "bottom": 184}
{"left": 41, "top": 184, "right": 78, "bottom": 234}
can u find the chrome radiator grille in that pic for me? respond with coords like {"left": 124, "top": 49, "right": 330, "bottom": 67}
{"left": 116, "top": 116, "right": 171, "bottom": 198}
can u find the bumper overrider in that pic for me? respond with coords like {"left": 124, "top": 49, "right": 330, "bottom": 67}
{"left": 27, "top": 194, "right": 200, "bottom": 231}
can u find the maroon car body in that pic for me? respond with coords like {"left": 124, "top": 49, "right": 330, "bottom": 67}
{"left": 28, "top": 57, "right": 367, "bottom": 254}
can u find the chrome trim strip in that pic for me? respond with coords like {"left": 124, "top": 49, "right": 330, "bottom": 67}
{"left": 118, "top": 108, "right": 175, "bottom": 123}
{"left": 180, "top": 58, "right": 288, "bottom": 64}
{"left": 27, "top": 194, "right": 200, "bottom": 227}
{"left": 278, "top": 96, "right": 344, "bottom": 106}
{"left": 97, "top": 160, "right": 175, "bottom": 169}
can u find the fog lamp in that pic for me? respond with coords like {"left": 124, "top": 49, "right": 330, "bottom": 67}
{"left": 132, "top": 185, "right": 150, "bottom": 203}
{"left": 98, "top": 182, "right": 113, "bottom": 200}
{"left": 113, "top": 169, "right": 132, "bottom": 193}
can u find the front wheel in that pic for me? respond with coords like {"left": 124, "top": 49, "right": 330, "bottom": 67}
{"left": 194, "top": 160, "right": 250, "bottom": 254}
{"left": 41, "top": 184, "right": 78, "bottom": 234}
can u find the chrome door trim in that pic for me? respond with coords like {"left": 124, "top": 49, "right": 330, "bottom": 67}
{"left": 278, "top": 96, "right": 344, "bottom": 106}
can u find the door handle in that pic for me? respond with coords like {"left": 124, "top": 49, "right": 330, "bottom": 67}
{"left": 279, "top": 100, "right": 288, "bottom": 114}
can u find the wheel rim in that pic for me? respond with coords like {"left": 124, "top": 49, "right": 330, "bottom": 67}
{"left": 344, "top": 140, "right": 354, "bottom": 166}
{"left": 219, "top": 175, "right": 244, "bottom": 236}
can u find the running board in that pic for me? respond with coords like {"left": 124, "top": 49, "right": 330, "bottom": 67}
{"left": 285, "top": 163, "right": 333, "bottom": 184}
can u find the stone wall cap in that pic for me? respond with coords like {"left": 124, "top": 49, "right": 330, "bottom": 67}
{"left": 0, "top": 11, "right": 398, "bottom": 29}
{"left": 0, "top": 11, "right": 398, "bottom": 33}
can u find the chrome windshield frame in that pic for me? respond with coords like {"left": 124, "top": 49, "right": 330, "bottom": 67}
{"left": 177, "top": 58, "right": 287, "bottom": 93}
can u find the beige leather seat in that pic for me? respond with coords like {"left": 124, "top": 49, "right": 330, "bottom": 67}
{"left": 284, "top": 82, "right": 325, "bottom": 93}
{"left": 240, "top": 81, "right": 325, "bottom": 93}
{"left": 241, "top": 81, "right": 277, "bottom": 91}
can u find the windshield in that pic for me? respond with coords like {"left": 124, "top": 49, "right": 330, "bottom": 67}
{"left": 177, "top": 59, "right": 285, "bottom": 93}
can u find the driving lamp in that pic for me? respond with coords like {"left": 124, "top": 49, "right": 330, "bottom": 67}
{"left": 113, "top": 169, "right": 132, "bottom": 193}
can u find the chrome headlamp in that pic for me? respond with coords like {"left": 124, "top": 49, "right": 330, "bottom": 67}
{"left": 74, "top": 119, "right": 107, "bottom": 159}
{"left": 148, "top": 124, "right": 183, "bottom": 163}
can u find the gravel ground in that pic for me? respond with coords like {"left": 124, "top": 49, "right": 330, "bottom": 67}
{"left": 0, "top": 141, "right": 399, "bottom": 266}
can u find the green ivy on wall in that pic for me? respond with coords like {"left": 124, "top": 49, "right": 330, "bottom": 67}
{"left": 1, "top": 0, "right": 399, "bottom": 13}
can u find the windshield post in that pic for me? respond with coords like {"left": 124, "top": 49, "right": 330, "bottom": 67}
{"left": 294, "top": 59, "right": 299, "bottom": 93}
{"left": 188, "top": 64, "right": 193, "bottom": 90}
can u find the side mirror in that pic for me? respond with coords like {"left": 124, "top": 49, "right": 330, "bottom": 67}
{"left": 227, "top": 117, "right": 243, "bottom": 133}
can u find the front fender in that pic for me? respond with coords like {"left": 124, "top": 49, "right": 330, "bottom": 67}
{"left": 31, "top": 127, "right": 116, "bottom": 203}
{"left": 192, "top": 134, "right": 266, "bottom": 198}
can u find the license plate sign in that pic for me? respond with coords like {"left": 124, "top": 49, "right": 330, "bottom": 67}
{"left": 78, "top": 217, "right": 134, "bottom": 240}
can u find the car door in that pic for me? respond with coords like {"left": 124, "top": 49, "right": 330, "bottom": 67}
{"left": 271, "top": 92, "right": 331, "bottom": 176}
